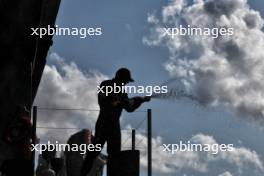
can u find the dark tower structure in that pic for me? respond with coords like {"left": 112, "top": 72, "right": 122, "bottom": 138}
{"left": 0, "top": 0, "right": 61, "bottom": 175}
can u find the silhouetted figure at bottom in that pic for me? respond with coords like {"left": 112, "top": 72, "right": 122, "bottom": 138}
{"left": 81, "top": 68, "right": 150, "bottom": 176}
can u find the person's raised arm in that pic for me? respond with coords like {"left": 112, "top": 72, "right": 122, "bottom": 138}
{"left": 122, "top": 94, "right": 151, "bottom": 112}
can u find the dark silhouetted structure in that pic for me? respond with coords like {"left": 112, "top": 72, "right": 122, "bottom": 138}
{"left": 0, "top": 0, "right": 60, "bottom": 175}
{"left": 107, "top": 150, "right": 140, "bottom": 176}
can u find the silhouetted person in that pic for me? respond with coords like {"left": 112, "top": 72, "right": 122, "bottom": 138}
{"left": 0, "top": 105, "right": 33, "bottom": 176}
{"left": 81, "top": 68, "right": 150, "bottom": 176}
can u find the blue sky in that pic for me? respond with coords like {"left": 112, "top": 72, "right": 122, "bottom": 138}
{"left": 41, "top": 0, "right": 264, "bottom": 175}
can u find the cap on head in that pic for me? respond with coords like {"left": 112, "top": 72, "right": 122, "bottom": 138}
{"left": 115, "top": 68, "right": 134, "bottom": 82}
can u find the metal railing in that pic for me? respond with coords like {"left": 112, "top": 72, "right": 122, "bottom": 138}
{"left": 31, "top": 106, "right": 152, "bottom": 176}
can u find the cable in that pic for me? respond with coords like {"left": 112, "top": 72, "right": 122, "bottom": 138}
{"left": 121, "top": 116, "right": 147, "bottom": 147}
{"left": 37, "top": 126, "right": 83, "bottom": 130}
{"left": 135, "top": 136, "right": 146, "bottom": 148}
{"left": 37, "top": 107, "right": 146, "bottom": 112}
{"left": 37, "top": 107, "right": 100, "bottom": 111}
{"left": 36, "top": 107, "right": 148, "bottom": 150}
{"left": 135, "top": 117, "right": 147, "bottom": 130}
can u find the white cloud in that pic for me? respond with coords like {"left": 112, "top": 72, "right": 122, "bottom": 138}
{"left": 33, "top": 53, "right": 264, "bottom": 175}
{"left": 34, "top": 53, "right": 107, "bottom": 142}
{"left": 144, "top": 0, "right": 264, "bottom": 123}
{"left": 219, "top": 171, "right": 233, "bottom": 176}
{"left": 123, "top": 132, "right": 263, "bottom": 175}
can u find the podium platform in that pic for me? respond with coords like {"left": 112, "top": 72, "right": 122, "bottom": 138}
{"left": 107, "top": 150, "right": 140, "bottom": 176}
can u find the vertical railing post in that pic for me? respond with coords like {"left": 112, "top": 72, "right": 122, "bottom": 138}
{"left": 32, "top": 106, "right": 37, "bottom": 175}
{"left": 147, "top": 109, "right": 152, "bottom": 176}
{"left": 132, "top": 129, "right": 136, "bottom": 150}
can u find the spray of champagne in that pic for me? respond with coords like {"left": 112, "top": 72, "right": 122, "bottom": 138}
{"left": 150, "top": 78, "right": 200, "bottom": 103}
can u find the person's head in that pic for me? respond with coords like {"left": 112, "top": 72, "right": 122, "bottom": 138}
{"left": 114, "top": 68, "right": 134, "bottom": 84}
{"left": 15, "top": 105, "right": 30, "bottom": 117}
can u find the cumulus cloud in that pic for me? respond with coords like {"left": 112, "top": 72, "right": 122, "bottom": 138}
{"left": 33, "top": 53, "right": 264, "bottom": 175}
{"left": 123, "top": 132, "right": 263, "bottom": 175}
{"left": 144, "top": 0, "right": 264, "bottom": 122}
{"left": 34, "top": 53, "right": 107, "bottom": 142}
{"left": 219, "top": 171, "right": 233, "bottom": 176}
